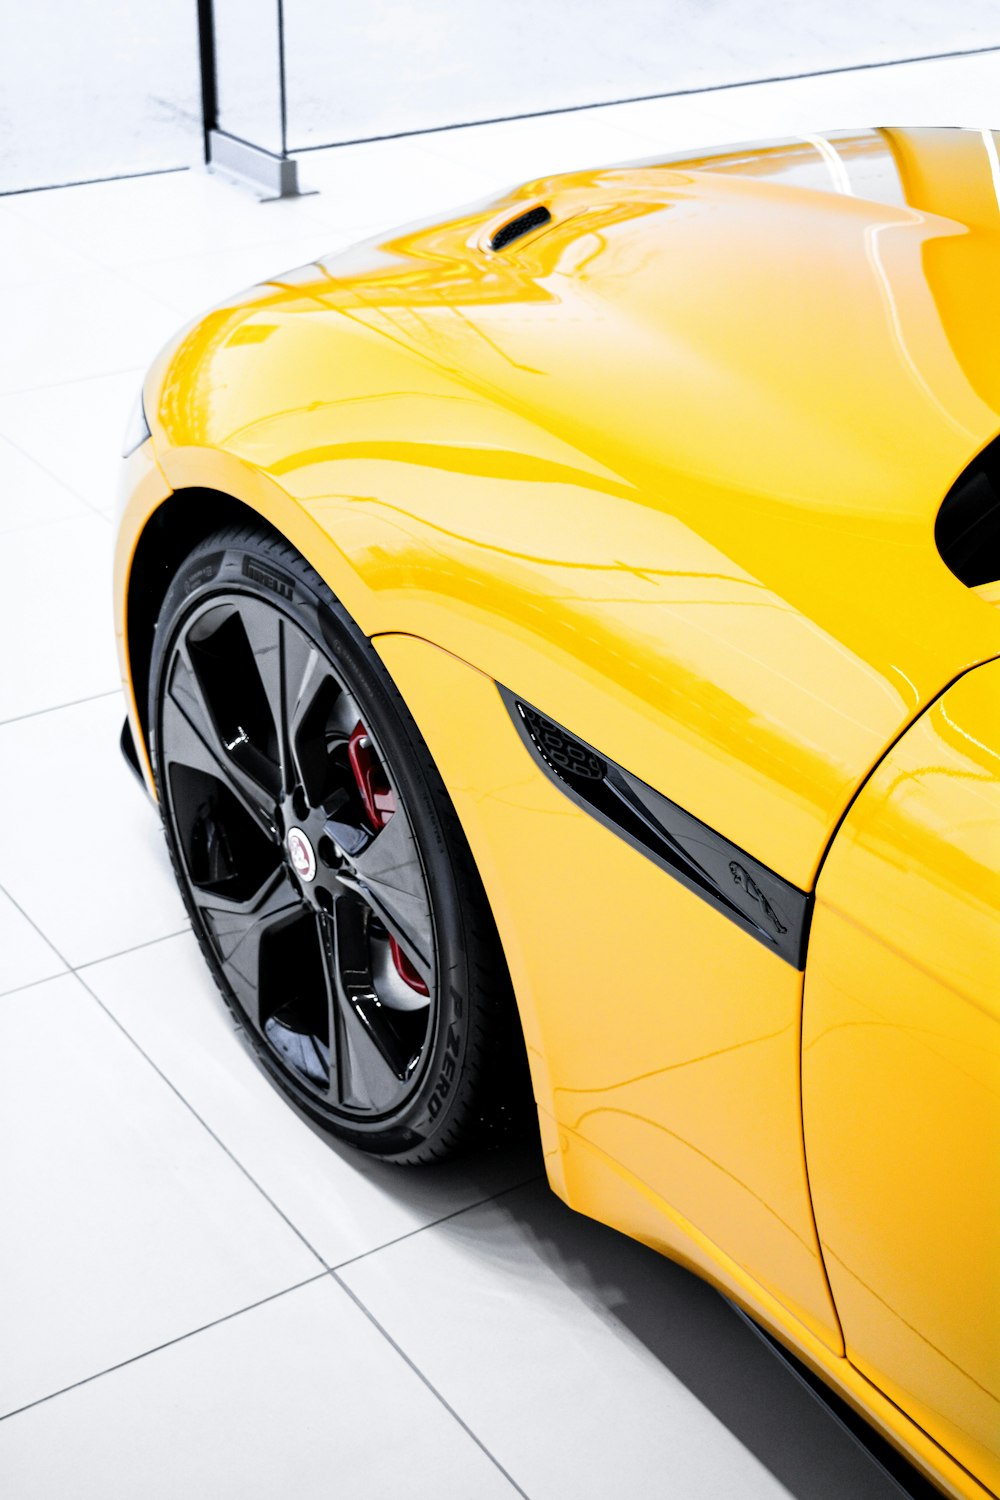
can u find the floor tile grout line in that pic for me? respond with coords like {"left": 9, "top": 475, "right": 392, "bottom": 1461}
{"left": 4, "top": 170, "right": 336, "bottom": 302}
{"left": 1, "top": 165, "right": 193, "bottom": 201}
{"left": 0, "top": 881, "right": 75, "bottom": 973}
{"left": 0, "top": 362, "right": 144, "bottom": 402}
{"left": 0, "top": 892, "right": 307, "bottom": 1268}
{"left": 77, "top": 943, "right": 543, "bottom": 1278}
{"left": 0, "top": 870, "right": 541, "bottom": 1490}
{"left": 289, "top": 42, "right": 1000, "bottom": 153}
{"left": 4, "top": 1256, "right": 531, "bottom": 1500}
{"left": 0, "top": 427, "right": 115, "bottom": 522}
{"left": 0, "top": 926, "right": 195, "bottom": 1002}
{"left": 108, "top": 258, "right": 289, "bottom": 324}
{"left": 0, "top": 1272, "right": 329, "bottom": 1424}
{"left": 0, "top": 969, "right": 68, "bottom": 1001}
{"left": 1, "top": 201, "right": 195, "bottom": 320}
{"left": 5, "top": 925, "right": 539, "bottom": 1492}
{"left": 2, "top": 186, "right": 338, "bottom": 291}
{"left": 73, "top": 967, "right": 332, "bottom": 1269}
{"left": 330, "top": 1172, "right": 544, "bottom": 1275}
{"left": 8, "top": 922, "right": 546, "bottom": 1276}
{"left": 0, "top": 430, "right": 110, "bottom": 521}
{"left": 0, "top": 688, "right": 122, "bottom": 731}
{"left": 0, "top": 880, "right": 190, "bottom": 997}
{"left": 71, "top": 927, "right": 193, "bottom": 973}
{"left": 0, "top": 514, "right": 109, "bottom": 540}
{"left": 0, "top": 871, "right": 542, "bottom": 1297}
{"left": 331, "top": 1270, "right": 532, "bottom": 1499}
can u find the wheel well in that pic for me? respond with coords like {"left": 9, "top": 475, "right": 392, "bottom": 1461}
{"left": 127, "top": 488, "right": 276, "bottom": 754}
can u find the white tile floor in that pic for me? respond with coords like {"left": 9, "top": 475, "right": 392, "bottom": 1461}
{"left": 2, "top": 52, "right": 995, "bottom": 1497}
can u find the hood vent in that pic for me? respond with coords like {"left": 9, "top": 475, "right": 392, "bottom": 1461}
{"left": 937, "top": 441, "right": 1000, "bottom": 587}
{"left": 488, "top": 205, "right": 552, "bottom": 252}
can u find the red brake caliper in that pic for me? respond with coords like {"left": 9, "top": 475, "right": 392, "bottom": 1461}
{"left": 347, "top": 722, "right": 428, "bottom": 996}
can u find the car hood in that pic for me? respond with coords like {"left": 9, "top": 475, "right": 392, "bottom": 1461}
{"left": 292, "top": 122, "right": 1000, "bottom": 689}
{"left": 146, "top": 127, "right": 1000, "bottom": 883}
{"left": 306, "top": 126, "right": 1000, "bottom": 489}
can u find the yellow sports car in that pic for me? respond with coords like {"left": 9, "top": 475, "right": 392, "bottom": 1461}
{"left": 114, "top": 127, "right": 999, "bottom": 1498}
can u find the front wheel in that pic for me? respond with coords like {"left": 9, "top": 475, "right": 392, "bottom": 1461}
{"left": 148, "top": 522, "right": 528, "bottom": 1163}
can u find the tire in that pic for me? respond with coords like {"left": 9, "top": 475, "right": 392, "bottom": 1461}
{"left": 147, "top": 521, "right": 530, "bottom": 1163}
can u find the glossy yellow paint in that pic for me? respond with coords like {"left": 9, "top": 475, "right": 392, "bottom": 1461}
{"left": 553, "top": 1121, "right": 993, "bottom": 1500}
{"left": 803, "top": 660, "right": 1000, "bottom": 1491}
{"left": 129, "top": 127, "right": 1000, "bottom": 892}
{"left": 113, "top": 126, "right": 1000, "bottom": 1499}
{"left": 376, "top": 631, "right": 842, "bottom": 1348}
{"left": 114, "top": 436, "right": 170, "bottom": 796}
{"left": 376, "top": 632, "right": 995, "bottom": 1500}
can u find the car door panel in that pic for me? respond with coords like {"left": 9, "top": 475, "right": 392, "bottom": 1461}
{"left": 803, "top": 660, "right": 1000, "bottom": 1488}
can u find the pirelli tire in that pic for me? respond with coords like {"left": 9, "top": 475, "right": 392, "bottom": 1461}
{"left": 147, "top": 521, "right": 530, "bottom": 1164}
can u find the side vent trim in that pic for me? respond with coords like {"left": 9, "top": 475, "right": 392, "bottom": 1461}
{"left": 498, "top": 685, "right": 812, "bottom": 968}
{"left": 488, "top": 205, "right": 552, "bottom": 252}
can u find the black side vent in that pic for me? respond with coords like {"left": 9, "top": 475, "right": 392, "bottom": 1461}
{"left": 488, "top": 205, "right": 552, "bottom": 252}
{"left": 937, "top": 440, "right": 1000, "bottom": 588}
{"left": 498, "top": 686, "right": 812, "bottom": 969}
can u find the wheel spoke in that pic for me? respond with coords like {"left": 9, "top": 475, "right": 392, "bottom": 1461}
{"left": 236, "top": 601, "right": 322, "bottom": 795}
{"left": 280, "top": 623, "right": 327, "bottom": 796}
{"left": 337, "top": 806, "right": 434, "bottom": 990}
{"left": 226, "top": 593, "right": 282, "bottom": 703}
{"left": 318, "top": 898, "right": 424, "bottom": 1112}
{"left": 159, "top": 577, "right": 439, "bottom": 1130}
{"left": 163, "top": 648, "right": 277, "bottom": 835}
{"left": 195, "top": 868, "right": 304, "bottom": 1033}
{"left": 316, "top": 910, "right": 347, "bottom": 1104}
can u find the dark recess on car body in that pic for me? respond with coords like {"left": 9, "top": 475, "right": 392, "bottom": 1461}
{"left": 936, "top": 435, "right": 1000, "bottom": 587}
{"left": 488, "top": 204, "right": 552, "bottom": 252}
{"left": 499, "top": 686, "right": 812, "bottom": 968}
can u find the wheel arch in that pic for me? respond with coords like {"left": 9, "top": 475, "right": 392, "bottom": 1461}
{"left": 123, "top": 446, "right": 384, "bottom": 764}
{"left": 126, "top": 487, "right": 270, "bottom": 759}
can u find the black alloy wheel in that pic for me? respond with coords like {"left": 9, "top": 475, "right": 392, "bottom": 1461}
{"left": 148, "top": 523, "right": 528, "bottom": 1162}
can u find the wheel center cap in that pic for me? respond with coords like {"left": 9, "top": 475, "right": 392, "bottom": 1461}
{"left": 286, "top": 826, "right": 316, "bottom": 883}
